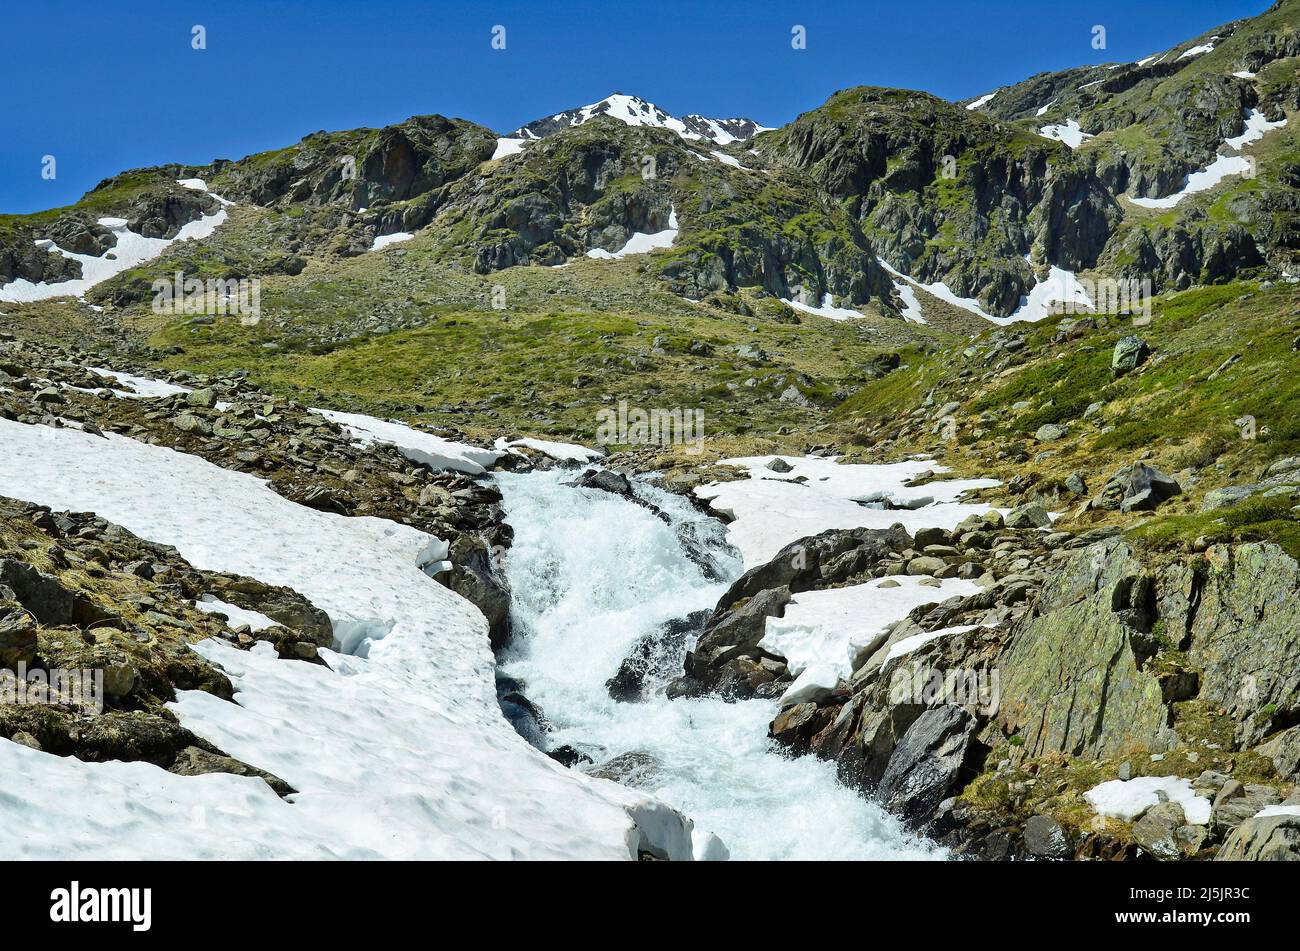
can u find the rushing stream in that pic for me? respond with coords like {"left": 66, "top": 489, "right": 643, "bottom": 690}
{"left": 496, "top": 468, "right": 945, "bottom": 860}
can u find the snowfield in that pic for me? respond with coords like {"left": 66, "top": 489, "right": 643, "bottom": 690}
{"left": 316, "top": 407, "right": 503, "bottom": 475}
{"left": 1131, "top": 109, "right": 1287, "bottom": 209}
{"left": 0, "top": 419, "right": 697, "bottom": 860}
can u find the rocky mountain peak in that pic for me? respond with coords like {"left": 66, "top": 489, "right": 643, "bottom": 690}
{"left": 509, "top": 92, "right": 769, "bottom": 144}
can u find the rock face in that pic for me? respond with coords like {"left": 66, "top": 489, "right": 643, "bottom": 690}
{"left": 997, "top": 539, "right": 1167, "bottom": 758}
{"left": 1186, "top": 543, "right": 1300, "bottom": 747}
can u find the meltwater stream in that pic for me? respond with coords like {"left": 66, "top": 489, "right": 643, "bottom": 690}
{"left": 496, "top": 469, "right": 945, "bottom": 860}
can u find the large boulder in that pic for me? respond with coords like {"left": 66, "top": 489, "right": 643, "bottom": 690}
{"left": 1112, "top": 335, "right": 1150, "bottom": 377}
{"left": 875, "top": 704, "right": 980, "bottom": 826}
{"left": 0, "top": 599, "right": 36, "bottom": 668}
{"left": 1093, "top": 462, "right": 1182, "bottom": 512}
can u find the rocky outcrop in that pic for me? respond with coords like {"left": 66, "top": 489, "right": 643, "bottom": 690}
{"left": 1216, "top": 809, "right": 1300, "bottom": 860}
{"left": 670, "top": 524, "right": 914, "bottom": 697}
{"left": 997, "top": 539, "right": 1168, "bottom": 758}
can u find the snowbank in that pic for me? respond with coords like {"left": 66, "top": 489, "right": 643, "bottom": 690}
{"left": 494, "top": 435, "right": 604, "bottom": 463}
{"left": 194, "top": 595, "right": 279, "bottom": 632}
{"left": 761, "top": 577, "right": 983, "bottom": 694}
{"left": 586, "top": 209, "right": 679, "bottom": 259}
{"left": 1038, "top": 119, "right": 1093, "bottom": 149}
{"left": 0, "top": 192, "right": 230, "bottom": 303}
{"left": 492, "top": 137, "right": 528, "bottom": 160}
{"left": 1132, "top": 109, "right": 1287, "bottom": 209}
{"left": 782, "top": 293, "right": 866, "bottom": 321}
{"left": 369, "top": 232, "right": 414, "bottom": 251}
{"left": 316, "top": 407, "right": 502, "bottom": 475}
{"left": 695, "top": 455, "right": 998, "bottom": 569}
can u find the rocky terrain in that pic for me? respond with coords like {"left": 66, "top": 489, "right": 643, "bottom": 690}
{"left": 1, "top": 0, "right": 1298, "bottom": 862}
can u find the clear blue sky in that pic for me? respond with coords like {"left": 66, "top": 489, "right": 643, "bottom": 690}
{"left": 1, "top": 0, "right": 1267, "bottom": 213}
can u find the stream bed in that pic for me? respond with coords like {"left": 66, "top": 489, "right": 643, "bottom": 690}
{"left": 496, "top": 468, "right": 946, "bottom": 860}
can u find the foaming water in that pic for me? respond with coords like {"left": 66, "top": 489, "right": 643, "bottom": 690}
{"left": 497, "top": 468, "right": 946, "bottom": 860}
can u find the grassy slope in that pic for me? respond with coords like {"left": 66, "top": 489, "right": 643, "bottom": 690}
{"left": 832, "top": 278, "right": 1300, "bottom": 557}
{"left": 130, "top": 227, "right": 952, "bottom": 447}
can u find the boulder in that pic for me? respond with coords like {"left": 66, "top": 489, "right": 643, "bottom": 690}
{"left": 0, "top": 600, "right": 37, "bottom": 668}
{"left": 1215, "top": 811, "right": 1300, "bottom": 861}
{"left": 1132, "top": 801, "right": 1187, "bottom": 860}
{"left": 1035, "top": 423, "right": 1069, "bottom": 442}
{"left": 876, "top": 705, "right": 979, "bottom": 826}
{"left": 1005, "top": 501, "right": 1051, "bottom": 529}
{"left": 906, "top": 556, "right": 948, "bottom": 576}
{"left": 1023, "top": 815, "right": 1072, "bottom": 859}
{"left": 1201, "top": 484, "right": 1262, "bottom": 512}
{"left": 1211, "top": 780, "right": 1281, "bottom": 836}
{"left": 1095, "top": 462, "right": 1181, "bottom": 512}
{"left": 1112, "top": 335, "right": 1150, "bottom": 377}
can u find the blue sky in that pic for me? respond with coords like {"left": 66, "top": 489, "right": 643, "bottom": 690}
{"left": 0, "top": 0, "right": 1267, "bottom": 213}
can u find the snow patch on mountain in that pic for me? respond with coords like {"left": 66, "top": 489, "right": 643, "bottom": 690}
{"left": 782, "top": 293, "right": 865, "bottom": 321}
{"left": 0, "top": 192, "right": 230, "bottom": 303}
{"left": 369, "top": 232, "right": 413, "bottom": 251}
{"left": 695, "top": 455, "right": 999, "bottom": 569}
{"left": 1039, "top": 119, "right": 1093, "bottom": 149}
{"left": 1131, "top": 109, "right": 1287, "bottom": 209}
{"left": 585, "top": 209, "right": 678, "bottom": 259}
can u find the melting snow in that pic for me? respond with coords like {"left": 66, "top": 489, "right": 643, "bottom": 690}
{"left": 695, "top": 455, "right": 999, "bottom": 569}
{"left": 87, "top": 367, "right": 192, "bottom": 399}
{"left": 761, "top": 578, "right": 983, "bottom": 700}
{"left": 1085, "top": 776, "right": 1212, "bottom": 825}
{"left": 315, "top": 407, "right": 502, "bottom": 475}
{"left": 369, "top": 232, "right": 413, "bottom": 251}
{"left": 492, "top": 137, "right": 528, "bottom": 160}
{"left": 1131, "top": 109, "right": 1287, "bottom": 209}
{"left": 966, "top": 92, "right": 996, "bottom": 110}
{"left": 0, "top": 206, "right": 230, "bottom": 303}
{"left": 1039, "top": 119, "right": 1093, "bottom": 149}
{"left": 881, "top": 623, "right": 982, "bottom": 666}
{"left": 1178, "top": 43, "right": 1215, "bottom": 60}
{"left": 194, "top": 595, "right": 279, "bottom": 632}
{"left": 494, "top": 436, "right": 604, "bottom": 463}
{"left": 782, "top": 293, "right": 866, "bottom": 321}
{"left": 1225, "top": 108, "right": 1288, "bottom": 149}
